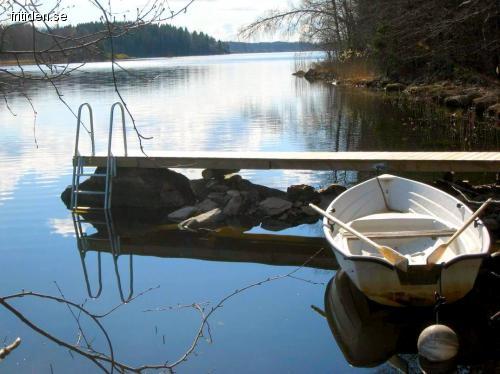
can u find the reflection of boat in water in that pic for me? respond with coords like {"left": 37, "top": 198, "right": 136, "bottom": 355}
{"left": 324, "top": 269, "right": 500, "bottom": 371}
{"left": 322, "top": 174, "right": 490, "bottom": 306}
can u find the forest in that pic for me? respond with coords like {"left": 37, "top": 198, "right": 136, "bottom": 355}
{"left": 244, "top": 0, "right": 499, "bottom": 81}
{"left": 0, "top": 22, "right": 228, "bottom": 62}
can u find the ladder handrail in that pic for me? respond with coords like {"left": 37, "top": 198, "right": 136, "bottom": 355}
{"left": 108, "top": 102, "right": 128, "bottom": 158}
{"left": 74, "top": 103, "right": 95, "bottom": 157}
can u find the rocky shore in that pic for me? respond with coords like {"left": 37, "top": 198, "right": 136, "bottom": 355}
{"left": 294, "top": 68, "right": 500, "bottom": 121}
{"left": 61, "top": 167, "right": 346, "bottom": 232}
{"left": 61, "top": 168, "right": 500, "bottom": 239}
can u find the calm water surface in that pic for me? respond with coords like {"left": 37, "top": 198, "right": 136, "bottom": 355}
{"left": 0, "top": 52, "right": 498, "bottom": 373}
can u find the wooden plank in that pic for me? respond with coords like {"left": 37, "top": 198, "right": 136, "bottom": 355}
{"left": 341, "top": 228, "right": 456, "bottom": 239}
{"left": 77, "top": 151, "right": 500, "bottom": 172}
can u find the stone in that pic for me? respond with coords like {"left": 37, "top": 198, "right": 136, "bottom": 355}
{"left": 318, "top": 184, "right": 347, "bottom": 196}
{"left": 385, "top": 83, "right": 406, "bottom": 92}
{"left": 223, "top": 195, "right": 243, "bottom": 216}
{"left": 444, "top": 95, "right": 472, "bottom": 108}
{"left": 473, "top": 95, "right": 497, "bottom": 115}
{"left": 179, "top": 208, "right": 225, "bottom": 230}
{"left": 301, "top": 205, "right": 318, "bottom": 217}
{"left": 197, "top": 198, "right": 219, "bottom": 213}
{"left": 259, "top": 197, "right": 292, "bottom": 216}
{"left": 287, "top": 184, "right": 320, "bottom": 203}
{"left": 167, "top": 206, "right": 198, "bottom": 222}
{"left": 207, "top": 183, "right": 230, "bottom": 193}
{"left": 240, "top": 189, "right": 260, "bottom": 206}
{"left": 225, "top": 174, "right": 243, "bottom": 189}
{"left": 293, "top": 70, "right": 306, "bottom": 77}
{"left": 190, "top": 179, "right": 209, "bottom": 200}
{"left": 227, "top": 190, "right": 241, "bottom": 198}
{"left": 235, "top": 177, "right": 287, "bottom": 200}
{"left": 61, "top": 167, "right": 195, "bottom": 210}
{"left": 207, "top": 192, "right": 229, "bottom": 205}
{"left": 304, "top": 68, "right": 320, "bottom": 81}
{"left": 202, "top": 169, "right": 240, "bottom": 181}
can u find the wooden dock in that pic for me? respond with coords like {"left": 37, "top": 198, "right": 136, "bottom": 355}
{"left": 79, "top": 151, "right": 500, "bottom": 172}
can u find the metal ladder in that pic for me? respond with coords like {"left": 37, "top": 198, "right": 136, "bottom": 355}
{"left": 71, "top": 102, "right": 128, "bottom": 211}
{"left": 71, "top": 102, "right": 133, "bottom": 302}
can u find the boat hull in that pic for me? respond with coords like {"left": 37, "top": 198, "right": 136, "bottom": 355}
{"left": 333, "top": 250, "right": 483, "bottom": 306}
{"left": 323, "top": 174, "right": 490, "bottom": 307}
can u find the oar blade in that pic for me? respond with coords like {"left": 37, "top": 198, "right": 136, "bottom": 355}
{"left": 380, "top": 246, "right": 409, "bottom": 272}
{"left": 426, "top": 244, "right": 447, "bottom": 266}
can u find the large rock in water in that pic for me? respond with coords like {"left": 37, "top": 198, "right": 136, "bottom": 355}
{"left": 259, "top": 197, "right": 292, "bottom": 216}
{"left": 179, "top": 208, "right": 225, "bottom": 230}
{"left": 61, "top": 167, "right": 195, "bottom": 209}
{"left": 287, "top": 184, "right": 320, "bottom": 203}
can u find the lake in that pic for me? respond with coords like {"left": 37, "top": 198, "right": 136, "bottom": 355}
{"left": 0, "top": 52, "right": 498, "bottom": 373}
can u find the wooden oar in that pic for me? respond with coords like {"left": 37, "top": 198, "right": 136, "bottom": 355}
{"left": 427, "top": 198, "right": 492, "bottom": 266}
{"left": 309, "top": 204, "right": 409, "bottom": 271}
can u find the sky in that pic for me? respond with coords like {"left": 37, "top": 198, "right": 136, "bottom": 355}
{"left": 20, "top": 0, "right": 296, "bottom": 42}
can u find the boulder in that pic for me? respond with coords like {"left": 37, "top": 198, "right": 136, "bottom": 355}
{"left": 304, "top": 68, "right": 318, "bottom": 80}
{"left": 293, "top": 70, "right": 306, "bottom": 77}
{"left": 444, "top": 95, "right": 472, "bottom": 108}
{"left": 301, "top": 205, "right": 319, "bottom": 217}
{"left": 227, "top": 190, "right": 241, "bottom": 198}
{"left": 190, "top": 179, "right": 209, "bottom": 200}
{"left": 473, "top": 95, "right": 497, "bottom": 115}
{"left": 225, "top": 174, "right": 243, "bottom": 189}
{"left": 223, "top": 195, "right": 243, "bottom": 216}
{"left": 202, "top": 168, "right": 240, "bottom": 181}
{"left": 207, "top": 183, "right": 230, "bottom": 193}
{"left": 168, "top": 206, "right": 198, "bottom": 222}
{"left": 287, "top": 184, "right": 320, "bottom": 203}
{"left": 179, "top": 208, "right": 225, "bottom": 230}
{"left": 234, "top": 178, "right": 287, "bottom": 200}
{"left": 385, "top": 83, "right": 406, "bottom": 92}
{"left": 259, "top": 197, "right": 292, "bottom": 216}
{"left": 61, "top": 167, "right": 195, "bottom": 210}
{"left": 207, "top": 192, "right": 229, "bottom": 205}
{"left": 318, "top": 184, "right": 347, "bottom": 196}
{"left": 197, "top": 198, "right": 219, "bottom": 213}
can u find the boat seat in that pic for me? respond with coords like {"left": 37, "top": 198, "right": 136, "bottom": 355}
{"left": 341, "top": 212, "right": 456, "bottom": 240}
{"left": 341, "top": 228, "right": 456, "bottom": 240}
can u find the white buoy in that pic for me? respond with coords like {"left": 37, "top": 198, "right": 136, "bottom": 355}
{"left": 417, "top": 324, "right": 459, "bottom": 362}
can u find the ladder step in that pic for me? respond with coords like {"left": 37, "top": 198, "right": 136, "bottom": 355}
{"left": 77, "top": 173, "right": 107, "bottom": 177}
{"left": 75, "top": 190, "right": 106, "bottom": 195}
{"left": 78, "top": 220, "right": 108, "bottom": 225}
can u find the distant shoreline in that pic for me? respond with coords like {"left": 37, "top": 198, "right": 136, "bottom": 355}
{"left": 0, "top": 50, "right": 323, "bottom": 68}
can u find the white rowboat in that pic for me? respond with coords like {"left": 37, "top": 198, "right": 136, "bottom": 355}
{"left": 321, "top": 174, "right": 491, "bottom": 307}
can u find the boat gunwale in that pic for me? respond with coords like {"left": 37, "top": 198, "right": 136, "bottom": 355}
{"left": 323, "top": 175, "right": 491, "bottom": 269}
